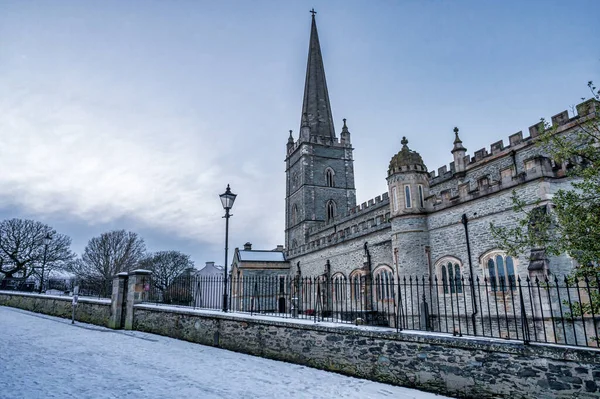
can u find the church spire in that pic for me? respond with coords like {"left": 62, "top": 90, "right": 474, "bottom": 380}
{"left": 301, "top": 9, "right": 336, "bottom": 141}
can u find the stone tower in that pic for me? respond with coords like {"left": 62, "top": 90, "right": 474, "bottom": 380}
{"left": 285, "top": 12, "right": 356, "bottom": 252}
{"left": 387, "top": 137, "right": 431, "bottom": 275}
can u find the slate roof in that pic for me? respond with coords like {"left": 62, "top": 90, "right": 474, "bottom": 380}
{"left": 237, "top": 250, "right": 286, "bottom": 262}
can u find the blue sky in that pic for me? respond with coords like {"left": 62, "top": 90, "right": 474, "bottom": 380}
{"left": 1, "top": 0, "right": 598, "bottom": 269}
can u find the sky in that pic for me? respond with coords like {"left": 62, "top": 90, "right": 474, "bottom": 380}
{"left": 1, "top": 0, "right": 598, "bottom": 270}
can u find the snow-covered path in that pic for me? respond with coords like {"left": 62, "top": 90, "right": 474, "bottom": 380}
{"left": 0, "top": 307, "right": 452, "bottom": 399}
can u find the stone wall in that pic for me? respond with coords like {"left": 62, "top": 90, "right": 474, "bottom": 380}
{"left": 290, "top": 227, "right": 392, "bottom": 276}
{"left": 133, "top": 304, "right": 600, "bottom": 399}
{"left": 0, "top": 291, "right": 111, "bottom": 327}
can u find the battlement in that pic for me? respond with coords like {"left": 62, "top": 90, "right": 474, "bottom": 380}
{"left": 428, "top": 154, "right": 558, "bottom": 211}
{"left": 346, "top": 192, "right": 389, "bottom": 217}
{"left": 287, "top": 192, "right": 391, "bottom": 259}
{"left": 428, "top": 98, "right": 599, "bottom": 183}
{"left": 286, "top": 134, "right": 351, "bottom": 156}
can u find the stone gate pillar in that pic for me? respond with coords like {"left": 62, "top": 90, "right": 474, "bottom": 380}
{"left": 124, "top": 269, "right": 152, "bottom": 330}
{"left": 108, "top": 272, "right": 129, "bottom": 329}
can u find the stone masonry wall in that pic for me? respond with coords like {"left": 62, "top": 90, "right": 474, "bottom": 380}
{"left": 133, "top": 305, "right": 600, "bottom": 399}
{"left": 426, "top": 177, "right": 575, "bottom": 279}
{"left": 0, "top": 291, "right": 111, "bottom": 327}
{"left": 290, "top": 228, "right": 392, "bottom": 277}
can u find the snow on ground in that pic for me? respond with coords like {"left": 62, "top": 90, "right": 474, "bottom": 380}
{"left": 0, "top": 306, "right": 453, "bottom": 399}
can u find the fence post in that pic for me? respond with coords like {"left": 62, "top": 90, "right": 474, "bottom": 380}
{"left": 124, "top": 269, "right": 152, "bottom": 330}
{"left": 420, "top": 291, "right": 430, "bottom": 331}
{"left": 518, "top": 276, "right": 530, "bottom": 345}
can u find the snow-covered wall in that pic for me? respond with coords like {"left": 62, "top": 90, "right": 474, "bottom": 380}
{"left": 132, "top": 304, "right": 600, "bottom": 399}
{"left": 0, "top": 291, "right": 111, "bottom": 327}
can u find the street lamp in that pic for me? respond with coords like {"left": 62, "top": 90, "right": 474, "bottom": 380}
{"left": 219, "top": 184, "right": 237, "bottom": 312}
{"left": 39, "top": 232, "right": 52, "bottom": 294}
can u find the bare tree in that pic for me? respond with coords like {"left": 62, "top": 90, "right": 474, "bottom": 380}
{"left": 69, "top": 230, "right": 146, "bottom": 296}
{"left": 0, "top": 218, "right": 75, "bottom": 280}
{"left": 140, "top": 250, "right": 194, "bottom": 293}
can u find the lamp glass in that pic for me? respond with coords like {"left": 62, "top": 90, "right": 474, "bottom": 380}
{"left": 219, "top": 185, "right": 237, "bottom": 210}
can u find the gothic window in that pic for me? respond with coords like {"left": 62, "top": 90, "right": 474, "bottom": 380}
{"left": 482, "top": 252, "right": 517, "bottom": 292}
{"left": 404, "top": 185, "right": 412, "bottom": 208}
{"left": 418, "top": 185, "right": 425, "bottom": 208}
{"left": 325, "top": 168, "right": 335, "bottom": 187}
{"left": 435, "top": 257, "right": 462, "bottom": 294}
{"left": 326, "top": 200, "right": 336, "bottom": 223}
{"left": 392, "top": 186, "right": 399, "bottom": 212}
{"left": 332, "top": 273, "right": 346, "bottom": 303}
{"left": 291, "top": 239, "right": 298, "bottom": 249}
{"left": 373, "top": 265, "right": 394, "bottom": 301}
{"left": 349, "top": 270, "right": 362, "bottom": 303}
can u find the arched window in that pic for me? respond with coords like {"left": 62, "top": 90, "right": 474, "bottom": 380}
{"left": 482, "top": 251, "right": 517, "bottom": 292}
{"left": 349, "top": 270, "right": 362, "bottom": 303}
{"left": 332, "top": 273, "right": 346, "bottom": 303}
{"left": 373, "top": 266, "right": 394, "bottom": 300}
{"left": 325, "top": 168, "right": 335, "bottom": 187}
{"left": 326, "top": 200, "right": 336, "bottom": 223}
{"left": 418, "top": 185, "right": 425, "bottom": 208}
{"left": 435, "top": 257, "right": 462, "bottom": 294}
{"left": 404, "top": 185, "right": 412, "bottom": 208}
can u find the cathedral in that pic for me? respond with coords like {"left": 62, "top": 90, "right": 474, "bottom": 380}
{"left": 281, "top": 11, "right": 598, "bottom": 287}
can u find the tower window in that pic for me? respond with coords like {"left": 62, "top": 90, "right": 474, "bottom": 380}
{"left": 325, "top": 168, "right": 335, "bottom": 187}
{"left": 404, "top": 185, "right": 412, "bottom": 208}
{"left": 392, "top": 186, "right": 398, "bottom": 212}
{"left": 418, "top": 185, "right": 425, "bottom": 208}
{"left": 327, "top": 200, "right": 336, "bottom": 222}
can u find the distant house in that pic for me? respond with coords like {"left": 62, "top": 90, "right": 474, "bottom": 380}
{"left": 230, "top": 242, "right": 289, "bottom": 313}
{"left": 191, "top": 262, "right": 224, "bottom": 309}
{"left": 197, "top": 261, "right": 223, "bottom": 277}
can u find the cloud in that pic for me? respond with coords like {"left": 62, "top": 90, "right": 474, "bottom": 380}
{"left": 0, "top": 77, "right": 266, "bottom": 247}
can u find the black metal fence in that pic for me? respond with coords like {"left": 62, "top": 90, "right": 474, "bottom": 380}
{"left": 0, "top": 276, "right": 113, "bottom": 299}
{"left": 144, "top": 273, "right": 600, "bottom": 348}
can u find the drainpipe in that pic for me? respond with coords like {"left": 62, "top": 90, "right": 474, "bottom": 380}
{"left": 461, "top": 213, "right": 478, "bottom": 335}
{"left": 363, "top": 242, "right": 372, "bottom": 311}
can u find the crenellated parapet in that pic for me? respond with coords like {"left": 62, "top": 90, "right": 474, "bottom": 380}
{"left": 425, "top": 98, "right": 599, "bottom": 210}
{"left": 345, "top": 192, "right": 389, "bottom": 217}
{"left": 286, "top": 192, "right": 391, "bottom": 258}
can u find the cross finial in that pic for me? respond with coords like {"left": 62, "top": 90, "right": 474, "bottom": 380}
{"left": 310, "top": 8, "right": 317, "bottom": 17}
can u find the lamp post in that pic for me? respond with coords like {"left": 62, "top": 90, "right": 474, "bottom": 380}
{"left": 38, "top": 232, "right": 52, "bottom": 294}
{"left": 219, "top": 184, "right": 237, "bottom": 312}
{"left": 461, "top": 214, "right": 478, "bottom": 334}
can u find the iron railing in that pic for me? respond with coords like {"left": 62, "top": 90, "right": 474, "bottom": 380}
{"left": 0, "top": 277, "right": 113, "bottom": 299}
{"left": 143, "top": 273, "right": 599, "bottom": 348}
